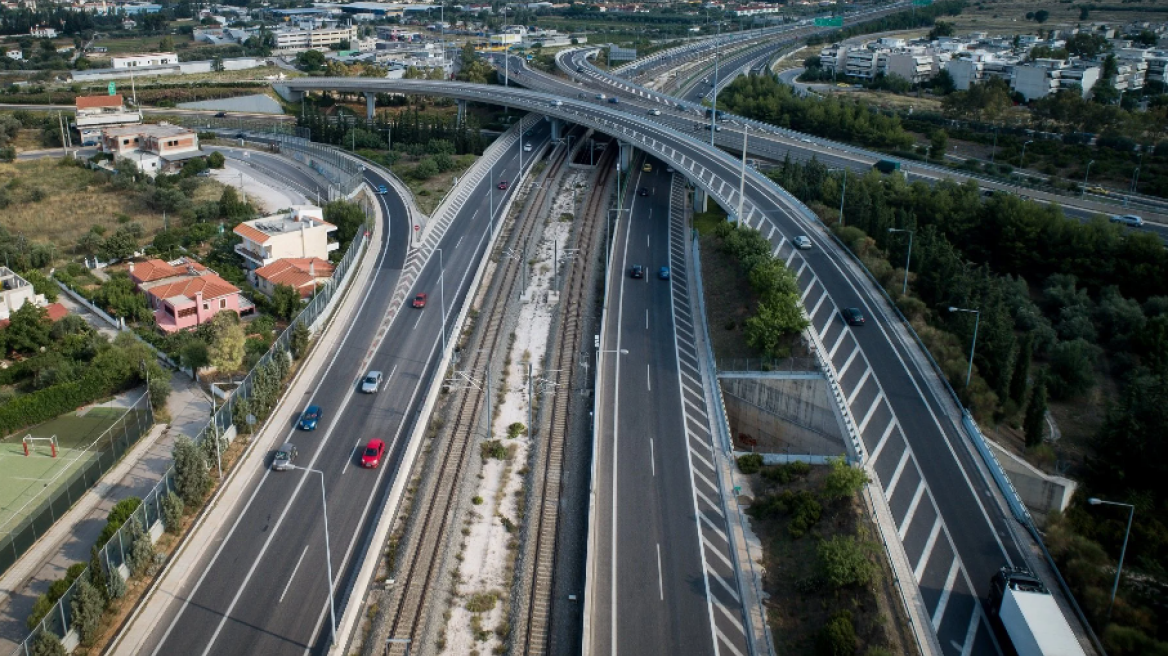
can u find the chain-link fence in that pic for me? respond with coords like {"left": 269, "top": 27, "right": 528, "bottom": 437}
{"left": 0, "top": 392, "right": 154, "bottom": 579}
{"left": 8, "top": 224, "right": 369, "bottom": 656}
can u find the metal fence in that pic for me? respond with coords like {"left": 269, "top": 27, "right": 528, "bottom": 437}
{"left": 0, "top": 392, "right": 154, "bottom": 579}
{"left": 263, "top": 132, "right": 365, "bottom": 200}
{"left": 8, "top": 217, "right": 369, "bottom": 656}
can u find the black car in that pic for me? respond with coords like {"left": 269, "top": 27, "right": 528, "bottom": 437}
{"left": 638, "top": 187, "right": 650, "bottom": 196}
{"left": 842, "top": 307, "right": 866, "bottom": 326}
{"left": 215, "top": 111, "right": 227, "bottom": 118}
{"left": 630, "top": 265, "right": 644, "bottom": 279}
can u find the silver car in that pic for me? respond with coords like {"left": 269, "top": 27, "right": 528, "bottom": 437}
{"left": 793, "top": 235, "right": 813, "bottom": 250}
{"left": 360, "top": 371, "right": 383, "bottom": 393}
{"left": 271, "top": 443, "right": 298, "bottom": 471}
{"left": 1110, "top": 214, "right": 1144, "bottom": 227}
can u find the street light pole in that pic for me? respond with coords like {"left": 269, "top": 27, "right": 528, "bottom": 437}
{"left": 1082, "top": 159, "right": 1095, "bottom": 197}
{"left": 949, "top": 306, "right": 981, "bottom": 388}
{"left": 1088, "top": 497, "right": 1135, "bottom": 619}
{"left": 1021, "top": 140, "right": 1033, "bottom": 169}
{"left": 292, "top": 466, "right": 336, "bottom": 645}
{"left": 888, "top": 228, "right": 913, "bottom": 296}
{"left": 207, "top": 382, "right": 228, "bottom": 476}
{"left": 828, "top": 168, "right": 848, "bottom": 226}
{"left": 436, "top": 248, "right": 447, "bottom": 356}
{"left": 736, "top": 124, "right": 748, "bottom": 225}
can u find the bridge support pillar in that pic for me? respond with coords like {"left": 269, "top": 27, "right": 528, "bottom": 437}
{"left": 549, "top": 117, "right": 563, "bottom": 140}
{"left": 694, "top": 187, "right": 708, "bottom": 213}
{"left": 618, "top": 141, "right": 632, "bottom": 173}
{"left": 364, "top": 92, "right": 377, "bottom": 121}
{"left": 456, "top": 100, "right": 467, "bottom": 125}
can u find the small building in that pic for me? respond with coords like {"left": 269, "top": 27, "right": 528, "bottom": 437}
{"left": 4, "top": 48, "right": 22, "bottom": 61}
{"left": 233, "top": 206, "right": 339, "bottom": 270}
{"left": 100, "top": 123, "right": 200, "bottom": 175}
{"left": 30, "top": 26, "right": 58, "bottom": 38}
{"left": 0, "top": 267, "right": 46, "bottom": 322}
{"left": 74, "top": 94, "right": 141, "bottom": 146}
{"left": 129, "top": 257, "right": 247, "bottom": 333}
{"left": 111, "top": 52, "right": 179, "bottom": 69}
{"left": 253, "top": 257, "right": 335, "bottom": 298}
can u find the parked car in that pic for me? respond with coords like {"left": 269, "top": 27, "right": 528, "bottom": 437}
{"left": 298, "top": 405, "right": 322, "bottom": 430}
{"left": 1110, "top": 214, "right": 1144, "bottom": 227}
{"left": 360, "top": 371, "right": 384, "bottom": 393}
{"left": 630, "top": 265, "right": 644, "bottom": 279}
{"left": 658, "top": 266, "right": 670, "bottom": 280}
{"left": 361, "top": 438, "right": 386, "bottom": 468}
{"left": 842, "top": 307, "right": 866, "bottom": 326}
{"left": 412, "top": 293, "right": 428, "bottom": 308}
{"left": 497, "top": 180, "right": 509, "bottom": 190}
{"left": 793, "top": 236, "right": 812, "bottom": 250}
{"left": 271, "top": 443, "right": 298, "bottom": 471}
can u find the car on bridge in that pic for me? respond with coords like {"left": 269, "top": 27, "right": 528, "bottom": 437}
{"left": 524, "top": 143, "right": 533, "bottom": 152}
{"left": 642, "top": 163, "right": 652, "bottom": 172}
{"left": 647, "top": 108, "right": 661, "bottom": 116}
{"left": 595, "top": 93, "right": 607, "bottom": 100}
{"left": 608, "top": 97, "right": 620, "bottom": 104}
{"left": 842, "top": 307, "right": 866, "bottom": 326}
{"left": 412, "top": 293, "right": 428, "bottom": 308}
{"left": 361, "top": 371, "right": 384, "bottom": 393}
{"left": 638, "top": 186, "right": 651, "bottom": 196}
{"left": 361, "top": 438, "right": 386, "bottom": 469}
{"left": 298, "top": 406, "right": 322, "bottom": 430}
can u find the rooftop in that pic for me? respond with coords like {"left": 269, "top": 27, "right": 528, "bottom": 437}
{"left": 76, "top": 94, "right": 125, "bottom": 109}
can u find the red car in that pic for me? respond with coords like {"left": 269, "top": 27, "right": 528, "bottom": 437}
{"left": 361, "top": 438, "right": 385, "bottom": 468}
{"left": 497, "top": 180, "right": 509, "bottom": 190}
{"left": 412, "top": 293, "right": 428, "bottom": 308}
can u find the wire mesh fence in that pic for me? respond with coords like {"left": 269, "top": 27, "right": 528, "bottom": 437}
{"left": 7, "top": 223, "right": 368, "bottom": 656}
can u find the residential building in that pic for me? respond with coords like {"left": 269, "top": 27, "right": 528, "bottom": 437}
{"left": 5, "top": 48, "right": 22, "bottom": 60}
{"left": 30, "top": 25, "right": 57, "bottom": 38}
{"left": 273, "top": 24, "right": 357, "bottom": 52}
{"left": 129, "top": 257, "right": 247, "bottom": 333}
{"left": 111, "top": 52, "right": 179, "bottom": 69}
{"left": 0, "top": 267, "right": 46, "bottom": 322}
{"left": 818, "top": 39, "right": 944, "bottom": 82}
{"left": 74, "top": 94, "right": 141, "bottom": 146}
{"left": 253, "top": 257, "right": 336, "bottom": 298}
{"left": 1012, "top": 59, "right": 1101, "bottom": 100}
{"left": 233, "top": 206, "right": 339, "bottom": 270}
{"left": 100, "top": 123, "right": 201, "bottom": 175}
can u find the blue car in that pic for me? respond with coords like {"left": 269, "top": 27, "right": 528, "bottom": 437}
{"left": 658, "top": 267, "right": 670, "bottom": 280}
{"left": 299, "top": 405, "right": 323, "bottom": 430}
{"left": 377, "top": 184, "right": 388, "bottom": 195}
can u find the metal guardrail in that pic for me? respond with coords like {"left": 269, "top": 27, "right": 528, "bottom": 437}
{"left": 8, "top": 222, "right": 368, "bottom": 656}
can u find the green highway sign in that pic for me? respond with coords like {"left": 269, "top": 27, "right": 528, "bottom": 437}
{"left": 814, "top": 17, "right": 844, "bottom": 26}
{"left": 913, "top": 0, "right": 933, "bottom": 5}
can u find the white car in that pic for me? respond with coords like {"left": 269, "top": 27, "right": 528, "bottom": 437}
{"left": 793, "top": 236, "right": 813, "bottom": 250}
{"left": 549, "top": 99, "right": 563, "bottom": 107}
{"left": 524, "top": 143, "right": 533, "bottom": 152}
{"left": 647, "top": 109, "right": 661, "bottom": 116}
{"left": 360, "top": 371, "right": 383, "bottom": 394}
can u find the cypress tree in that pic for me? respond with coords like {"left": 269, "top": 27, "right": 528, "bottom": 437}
{"left": 1024, "top": 375, "right": 1048, "bottom": 448}
{"left": 1010, "top": 333, "right": 1033, "bottom": 406}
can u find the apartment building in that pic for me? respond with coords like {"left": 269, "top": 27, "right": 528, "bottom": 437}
{"left": 1012, "top": 58, "right": 1102, "bottom": 100}
{"left": 233, "top": 206, "right": 339, "bottom": 270}
{"left": 74, "top": 94, "right": 141, "bottom": 146}
{"left": 111, "top": 52, "right": 179, "bottom": 69}
{"left": 819, "top": 39, "right": 944, "bottom": 82}
{"left": 274, "top": 24, "right": 357, "bottom": 52}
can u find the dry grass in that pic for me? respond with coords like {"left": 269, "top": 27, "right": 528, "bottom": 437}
{"left": 945, "top": 0, "right": 1162, "bottom": 35}
{"left": 0, "top": 158, "right": 224, "bottom": 253}
{"left": 10, "top": 129, "right": 47, "bottom": 152}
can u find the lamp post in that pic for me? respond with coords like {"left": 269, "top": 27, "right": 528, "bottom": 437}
{"left": 436, "top": 248, "right": 447, "bottom": 356}
{"left": 1130, "top": 166, "right": 1141, "bottom": 194}
{"left": 736, "top": 124, "right": 748, "bottom": 225}
{"left": 289, "top": 466, "right": 336, "bottom": 645}
{"left": 1020, "top": 140, "right": 1033, "bottom": 168}
{"left": 888, "top": 228, "right": 914, "bottom": 296}
{"left": 1087, "top": 497, "right": 1135, "bottom": 619}
{"left": 207, "top": 381, "right": 234, "bottom": 476}
{"left": 1082, "top": 159, "right": 1095, "bottom": 197}
{"left": 949, "top": 306, "right": 980, "bottom": 388}
{"left": 829, "top": 168, "right": 848, "bottom": 226}
{"left": 990, "top": 124, "right": 998, "bottom": 164}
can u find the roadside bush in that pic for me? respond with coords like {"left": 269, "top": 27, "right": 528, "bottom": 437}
{"left": 818, "top": 535, "right": 877, "bottom": 589}
{"left": 30, "top": 631, "right": 66, "bottom": 656}
{"left": 173, "top": 436, "right": 211, "bottom": 506}
{"left": 816, "top": 611, "right": 857, "bottom": 656}
{"left": 127, "top": 516, "right": 157, "bottom": 578}
{"left": 749, "top": 490, "right": 822, "bottom": 538}
{"left": 737, "top": 453, "right": 763, "bottom": 474}
{"left": 70, "top": 573, "right": 104, "bottom": 645}
{"left": 161, "top": 491, "right": 184, "bottom": 533}
{"left": 760, "top": 461, "right": 811, "bottom": 485}
{"left": 290, "top": 321, "right": 310, "bottom": 360}
{"left": 822, "top": 457, "right": 869, "bottom": 503}
{"left": 107, "top": 564, "right": 126, "bottom": 601}
{"left": 506, "top": 422, "right": 526, "bottom": 438}
{"left": 26, "top": 563, "right": 86, "bottom": 629}
{"left": 481, "top": 440, "right": 507, "bottom": 460}
{"left": 97, "top": 497, "right": 141, "bottom": 548}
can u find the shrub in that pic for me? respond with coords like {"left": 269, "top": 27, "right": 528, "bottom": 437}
{"left": 817, "top": 611, "right": 857, "bottom": 656}
{"left": 98, "top": 497, "right": 142, "bottom": 548}
{"left": 31, "top": 631, "right": 66, "bottom": 656}
{"left": 70, "top": 573, "right": 104, "bottom": 645}
{"left": 506, "top": 422, "right": 526, "bottom": 439}
{"left": 107, "top": 564, "right": 126, "bottom": 600}
{"left": 822, "top": 457, "right": 868, "bottom": 502}
{"left": 760, "top": 461, "right": 811, "bottom": 485}
{"left": 26, "top": 563, "right": 87, "bottom": 629}
{"left": 127, "top": 516, "right": 157, "bottom": 578}
{"left": 818, "top": 535, "right": 877, "bottom": 588}
{"left": 173, "top": 436, "right": 211, "bottom": 506}
{"left": 161, "top": 491, "right": 184, "bottom": 533}
{"left": 472, "top": 496, "right": 484, "bottom": 505}
{"left": 480, "top": 440, "right": 507, "bottom": 460}
{"left": 466, "top": 592, "right": 497, "bottom": 613}
{"left": 737, "top": 453, "right": 763, "bottom": 474}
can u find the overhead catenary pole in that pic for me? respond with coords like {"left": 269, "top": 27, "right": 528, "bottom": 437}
{"left": 736, "top": 124, "right": 748, "bottom": 224}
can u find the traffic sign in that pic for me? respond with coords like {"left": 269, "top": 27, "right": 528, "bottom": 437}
{"left": 814, "top": 16, "right": 843, "bottom": 26}
{"left": 413, "top": 224, "right": 420, "bottom": 231}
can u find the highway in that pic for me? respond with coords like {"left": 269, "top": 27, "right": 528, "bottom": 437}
{"left": 279, "top": 78, "right": 1033, "bottom": 655}
{"left": 139, "top": 122, "right": 550, "bottom": 655}
{"left": 592, "top": 161, "right": 751, "bottom": 655}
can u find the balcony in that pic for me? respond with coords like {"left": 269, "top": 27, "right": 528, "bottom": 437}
{"left": 234, "top": 243, "right": 271, "bottom": 268}
{"left": 327, "top": 241, "right": 340, "bottom": 253}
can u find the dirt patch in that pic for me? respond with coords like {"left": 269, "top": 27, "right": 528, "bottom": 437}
{"left": 743, "top": 463, "right": 918, "bottom": 656}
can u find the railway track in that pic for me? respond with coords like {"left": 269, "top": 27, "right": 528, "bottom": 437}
{"left": 380, "top": 134, "right": 573, "bottom": 656}
{"left": 517, "top": 149, "right": 616, "bottom": 655}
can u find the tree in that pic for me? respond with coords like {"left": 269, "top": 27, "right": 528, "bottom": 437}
{"left": 323, "top": 200, "right": 366, "bottom": 247}
{"left": 817, "top": 612, "right": 857, "bottom": 656}
{"left": 180, "top": 339, "right": 210, "bottom": 374}
{"left": 161, "top": 491, "right": 184, "bottom": 534}
{"left": 30, "top": 631, "right": 66, "bottom": 656}
{"left": 218, "top": 186, "right": 251, "bottom": 223}
{"left": 207, "top": 150, "right": 225, "bottom": 169}
{"left": 822, "top": 457, "right": 868, "bottom": 502}
{"left": 107, "top": 563, "right": 126, "bottom": 601}
{"left": 270, "top": 284, "right": 302, "bottom": 321}
{"left": 1023, "top": 375, "right": 1047, "bottom": 447}
{"left": 69, "top": 573, "right": 104, "bottom": 645}
{"left": 744, "top": 294, "right": 808, "bottom": 357}
{"left": 173, "top": 435, "right": 211, "bottom": 506}
{"left": 148, "top": 369, "right": 171, "bottom": 412}
{"left": 87, "top": 545, "right": 108, "bottom": 605}
{"left": 817, "top": 535, "right": 877, "bottom": 588}
{"left": 930, "top": 129, "right": 948, "bottom": 160}
{"left": 296, "top": 49, "right": 326, "bottom": 72}
{"left": 159, "top": 35, "right": 174, "bottom": 51}
{"left": 4, "top": 302, "right": 51, "bottom": 354}
{"left": 20, "top": 269, "right": 58, "bottom": 302}
{"left": 928, "top": 21, "right": 954, "bottom": 39}
{"left": 1009, "top": 332, "right": 1032, "bottom": 406}
{"left": 207, "top": 311, "right": 245, "bottom": 372}
{"left": 100, "top": 229, "right": 138, "bottom": 261}
{"left": 1034, "top": 9, "right": 1049, "bottom": 23}
{"left": 126, "top": 516, "right": 156, "bottom": 578}
{"left": 1047, "top": 338, "right": 1099, "bottom": 399}
{"left": 290, "top": 321, "right": 310, "bottom": 360}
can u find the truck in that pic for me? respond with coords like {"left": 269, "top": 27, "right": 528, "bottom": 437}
{"left": 988, "top": 567, "right": 1087, "bottom": 656}
{"left": 873, "top": 159, "right": 901, "bottom": 174}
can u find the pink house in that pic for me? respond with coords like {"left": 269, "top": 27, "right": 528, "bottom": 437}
{"left": 129, "top": 258, "right": 245, "bottom": 333}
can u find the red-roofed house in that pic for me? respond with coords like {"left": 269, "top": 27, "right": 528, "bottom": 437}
{"left": 74, "top": 94, "right": 141, "bottom": 146}
{"left": 233, "top": 206, "right": 338, "bottom": 270}
{"left": 128, "top": 257, "right": 247, "bottom": 333}
{"left": 253, "top": 258, "right": 336, "bottom": 298}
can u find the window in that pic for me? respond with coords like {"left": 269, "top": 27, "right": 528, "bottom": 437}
{"left": 203, "top": 303, "right": 209, "bottom": 310}
{"left": 177, "top": 307, "right": 196, "bottom": 319}
{"left": 220, "top": 298, "right": 226, "bottom": 309}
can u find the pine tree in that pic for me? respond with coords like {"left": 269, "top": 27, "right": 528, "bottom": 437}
{"left": 1023, "top": 375, "right": 1048, "bottom": 448}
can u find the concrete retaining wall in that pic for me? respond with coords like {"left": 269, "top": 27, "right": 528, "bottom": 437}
{"left": 987, "top": 439, "right": 1077, "bottom": 526}
{"left": 720, "top": 376, "right": 846, "bottom": 457}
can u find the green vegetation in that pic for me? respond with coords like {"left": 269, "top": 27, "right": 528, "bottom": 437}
{"left": 807, "top": 0, "right": 968, "bottom": 46}
{"left": 26, "top": 562, "right": 86, "bottom": 630}
{"left": 96, "top": 497, "right": 142, "bottom": 548}
{"left": 771, "top": 156, "right": 1168, "bottom": 649}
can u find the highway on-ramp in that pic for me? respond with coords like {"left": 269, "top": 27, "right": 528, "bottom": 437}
{"left": 139, "top": 124, "right": 549, "bottom": 655}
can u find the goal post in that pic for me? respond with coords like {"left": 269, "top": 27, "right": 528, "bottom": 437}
{"left": 22, "top": 435, "right": 58, "bottom": 458}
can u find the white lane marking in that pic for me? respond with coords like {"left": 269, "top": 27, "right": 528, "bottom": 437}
{"left": 699, "top": 511, "right": 729, "bottom": 544}
{"left": 960, "top": 604, "right": 986, "bottom": 656}
{"left": 916, "top": 518, "right": 943, "bottom": 583}
{"left": 153, "top": 190, "right": 396, "bottom": 656}
{"left": 646, "top": 309, "right": 649, "bottom": 330}
{"left": 709, "top": 571, "right": 741, "bottom": 603}
{"left": 847, "top": 368, "right": 872, "bottom": 405}
{"left": 455, "top": 236, "right": 463, "bottom": 249}
{"left": 899, "top": 480, "right": 926, "bottom": 539}
{"left": 646, "top": 364, "right": 651, "bottom": 391}
{"left": 717, "top": 628, "right": 747, "bottom": 656}
{"left": 710, "top": 593, "right": 746, "bottom": 633}
{"left": 656, "top": 543, "right": 664, "bottom": 601}
{"left": 702, "top": 536, "right": 736, "bottom": 572}
{"left": 808, "top": 293, "right": 827, "bottom": 324}
{"left": 885, "top": 449, "right": 911, "bottom": 499}
{"left": 278, "top": 545, "right": 310, "bottom": 604}
{"left": 931, "top": 558, "right": 961, "bottom": 630}
{"left": 837, "top": 345, "right": 860, "bottom": 378}
{"left": 413, "top": 312, "right": 424, "bottom": 331}
{"left": 857, "top": 391, "right": 885, "bottom": 434}
{"left": 343, "top": 438, "right": 363, "bottom": 475}
{"left": 650, "top": 438, "right": 655, "bottom": 477}
{"left": 869, "top": 418, "right": 898, "bottom": 464}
